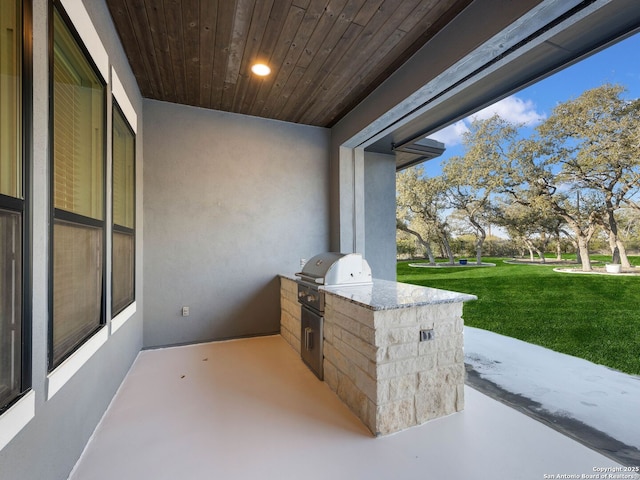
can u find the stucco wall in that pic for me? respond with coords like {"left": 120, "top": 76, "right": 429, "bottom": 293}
{"left": 143, "top": 100, "right": 330, "bottom": 347}
{"left": 0, "top": 1, "right": 144, "bottom": 479}
{"left": 364, "top": 152, "right": 397, "bottom": 281}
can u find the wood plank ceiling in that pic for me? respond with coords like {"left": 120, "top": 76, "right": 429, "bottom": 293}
{"left": 106, "top": 0, "right": 471, "bottom": 128}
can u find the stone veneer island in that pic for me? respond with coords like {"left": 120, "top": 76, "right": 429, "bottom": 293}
{"left": 280, "top": 275, "right": 476, "bottom": 436}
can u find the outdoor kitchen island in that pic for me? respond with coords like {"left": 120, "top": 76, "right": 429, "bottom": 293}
{"left": 280, "top": 275, "right": 476, "bottom": 436}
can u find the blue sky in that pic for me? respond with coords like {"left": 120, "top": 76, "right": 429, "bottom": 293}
{"left": 421, "top": 31, "right": 640, "bottom": 177}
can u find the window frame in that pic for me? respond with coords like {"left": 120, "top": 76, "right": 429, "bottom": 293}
{"left": 0, "top": 0, "right": 32, "bottom": 416}
{"left": 111, "top": 100, "right": 136, "bottom": 317}
{"left": 48, "top": 1, "right": 107, "bottom": 371}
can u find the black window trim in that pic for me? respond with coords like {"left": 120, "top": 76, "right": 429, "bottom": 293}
{"left": 0, "top": 194, "right": 24, "bottom": 212}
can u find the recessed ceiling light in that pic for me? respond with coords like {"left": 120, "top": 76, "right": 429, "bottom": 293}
{"left": 251, "top": 63, "right": 271, "bottom": 76}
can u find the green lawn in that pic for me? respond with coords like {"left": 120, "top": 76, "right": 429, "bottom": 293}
{"left": 397, "top": 256, "right": 640, "bottom": 375}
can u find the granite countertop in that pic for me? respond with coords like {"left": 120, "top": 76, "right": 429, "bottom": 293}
{"left": 279, "top": 273, "right": 299, "bottom": 282}
{"left": 321, "top": 278, "right": 477, "bottom": 311}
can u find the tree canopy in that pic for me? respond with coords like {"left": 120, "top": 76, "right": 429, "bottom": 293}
{"left": 396, "top": 84, "right": 640, "bottom": 270}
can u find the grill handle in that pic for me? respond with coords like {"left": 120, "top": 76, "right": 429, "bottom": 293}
{"left": 295, "top": 273, "right": 324, "bottom": 284}
{"left": 304, "top": 327, "right": 313, "bottom": 350}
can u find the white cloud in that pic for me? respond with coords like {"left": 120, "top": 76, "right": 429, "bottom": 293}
{"left": 472, "top": 96, "right": 546, "bottom": 126}
{"left": 428, "top": 120, "right": 468, "bottom": 146}
{"left": 426, "top": 95, "right": 546, "bottom": 147}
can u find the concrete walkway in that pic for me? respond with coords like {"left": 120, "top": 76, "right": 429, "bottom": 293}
{"left": 464, "top": 326, "right": 640, "bottom": 466}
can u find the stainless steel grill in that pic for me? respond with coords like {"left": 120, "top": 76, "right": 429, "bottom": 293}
{"left": 295, "top": 253, "right": 372, "bottom": 379}
{"left": 296, "top": 252, "right": 373, "bottom": 288}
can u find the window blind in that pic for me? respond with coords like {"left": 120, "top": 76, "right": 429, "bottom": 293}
{"left": 0, "top": 0, "right": 23, "bottom": 412}
{"left": 0, "top": 210, "right": 21, "bottom": 408}
{"left": 0, "top": 0, "right": 21, "bottom": 198}
{"left": 112, "top": 106, "right": 135, "bottom": 316}
{"left": 52, "top": 9, "right": 103, "bottom": 220}
{"left": 51, "top": 6, "right": 105, "bottom": 368}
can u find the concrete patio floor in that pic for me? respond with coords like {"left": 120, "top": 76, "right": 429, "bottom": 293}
{"left": 69, "top": 335, "right": 628, "bottom": 480}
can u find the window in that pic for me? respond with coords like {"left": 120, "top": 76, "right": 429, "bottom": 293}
{"left": 50, "top": 4, "right": 105, "bottom": 369}
{"left": 0, "top": 210, "right": 22, "bottom": 411}
{"left": 0, "top": 0, "right": 28, "bottom": 413}
{"left": 112, "top": 104, "right": 135, "bottom": 316}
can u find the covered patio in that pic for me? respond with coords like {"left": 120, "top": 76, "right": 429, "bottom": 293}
{"left": 2, "top": 1, "right": 640, "bottom": 479}
{"left": 68, "top": 335, "right": 621, "bottom": 480}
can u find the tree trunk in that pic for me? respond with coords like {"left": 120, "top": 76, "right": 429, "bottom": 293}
{"left": 607, "top": 229, "right": 620, "bottom": 264}
{"left": 474, "top": 231, "right": 486, "bottom": 265}
{"left": 577, "top": 236, "right": 592, "bottom": 272}
{"left": 558, "top": 212, "right": 595, "bottom": 270}
{"left": 476, "top": 235, "right": 486, "bottom": 265}
{"left": 571, "top": 239, "right": 582, "bottom": 265}
{"left": 470, "top": 218, "right": 486, "bottom": 265}
{"left": 441, "top": 233, "right": 455, "bottom": 264}
{"left": 422, "top": 242, "right": 435, "bottom": 264}
{"left": 603, "top": 202, "right": 631, "bottom": 268}
{"left": 616, "top": 238, "right": 631, "bottom": 269}
{"left": 523, "top": 239, "right": 535, "bottom": 261}
{"left": 555, "top": 236, "right": 562, "bottom": 261}
{"left": 397, "top": 224, "right": 435, "bottom": 265}
{"left": 605, "top": 222, "right": 631, "bottom": 268}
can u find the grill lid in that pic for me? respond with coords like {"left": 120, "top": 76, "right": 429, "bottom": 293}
{"left": 296, "top": 252, "right": 372, "bottom": 286}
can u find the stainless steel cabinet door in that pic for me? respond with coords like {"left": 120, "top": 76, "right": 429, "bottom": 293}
{"left": 300, "top": 306, "right": 323, "bottom": 380}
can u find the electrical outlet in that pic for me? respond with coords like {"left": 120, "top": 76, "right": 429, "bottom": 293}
{"left": 419, "top": 329, "right": 434, "bottom": 342}
{"left": 181, "top": 306, "right": 190, "bottom": 317}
